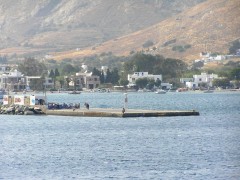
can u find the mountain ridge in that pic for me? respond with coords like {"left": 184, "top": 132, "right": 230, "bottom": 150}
{"left": 0, "top": 0, "right": 205, "bottom": 57}
{"left": 50, "top": 0, "right": 240, "bottom": 62}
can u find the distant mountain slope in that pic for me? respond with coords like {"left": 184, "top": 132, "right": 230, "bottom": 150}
{"left": 51, "top": 0, "right": 240, "bottom": 62}
{"left": 0, "top": 0, "right": 205, "bottom": 56}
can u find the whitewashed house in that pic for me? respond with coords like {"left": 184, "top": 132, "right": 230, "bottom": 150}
{"left": 193, "top": 73, "right": 218, "bottom": 87}
{"left": 185, "top": 82, "right": 199, "bottom": 89}
{"left": 181, "top": 73, "right": 218, "bottom": 89}
{"left": 0, "top": 69, "right": 26, "bottom": 91}
{"left": 180, "top": 78, "right": 194, "bottom": 84}
{"left": 128, "top": 72, "right": 162, "bottom": 85}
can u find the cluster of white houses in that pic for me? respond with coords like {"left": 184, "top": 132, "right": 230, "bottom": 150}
{"left": 180, "top": 72, "right": 218, "bottom": 89}
{"left": 0, "top": 64, "right": 219, "bottom": 92}
{"left": 194, "top": 51, "right": 240, "bottom": 64}
{"left": 128, "top": 71, "right": 218, "bottom": 89}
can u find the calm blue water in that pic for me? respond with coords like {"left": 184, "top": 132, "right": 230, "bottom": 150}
{"left": 0, "top": 91, "right": 240, "bottom": 179}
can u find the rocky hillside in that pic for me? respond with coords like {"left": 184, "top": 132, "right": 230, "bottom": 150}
{"left": 0, "top": 0, "right": 205, "bottom": 56}
{"left": 51, "top": 0, "right": 240, "bottom": 62}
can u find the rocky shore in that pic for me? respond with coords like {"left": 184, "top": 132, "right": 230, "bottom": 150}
{"left": 0, "top": 104, "right": 45, "bottom": 115}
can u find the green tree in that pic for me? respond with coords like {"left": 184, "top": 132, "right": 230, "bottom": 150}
{"left": 111, "top": 68, "right": 120, "bottom": 84}
{"left": 18, "top": 57, "right": 47, "bottom": 76}
{"left": 54, "top": 68, "right": 60, "bottom": 77}
{"left": 119, "top": 79, "right": 129, "bottom": 86}
{"left": 135, "top": 78, "right": 148, "bottom": 89}
{"left": 229, "top": 39, "right": 240, "bottom": 54}
{"left": 92, "top": 67, "right": 101, "bottom": 76}
{"left": 146, "top": 79, "right": 155, "bottom": 90}
{"left": 61, "top": 64, "right": 78, "bottom": 75}
{"left": 155, "top": 79, "right": 161, "bottom": 87}
{"left": 65, "top": 77, "right": 71, "bottom": 89}
{"left": 123, "top": 53, "right": 187, "bottom": 82}
{"left": 212, "top": 78, "right": 231, "bottom": 88}
{"left": 229, "top": 68, "right": 240, "bottom": 80}
{"left": 105, "top": 69, "right": 112, "bottom": 83}
{"left": 49, "top": 69, "right": 55, "bottom": 78}
{"left": 56, "top": 76, "right": 65, "bottom": 89}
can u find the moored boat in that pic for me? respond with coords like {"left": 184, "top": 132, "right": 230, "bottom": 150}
{"left": 68, "top": 91, "right": 81, "bottom": 94}
{"left": 155, "top": 89, "right": 167, "bottom": 94}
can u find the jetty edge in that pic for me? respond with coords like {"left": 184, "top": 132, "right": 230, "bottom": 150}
{"left": 46, "top": 108, "right": 200, "bottom": 118}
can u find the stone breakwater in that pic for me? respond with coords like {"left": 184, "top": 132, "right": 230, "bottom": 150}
{"left": 0, "top": 104, "right": 45, "bottom": 115}
{"left": 0, "top": 104, "right": 200, "bottom": 117}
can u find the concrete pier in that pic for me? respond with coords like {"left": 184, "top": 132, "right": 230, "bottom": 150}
{"left": 46, "top": 108, "right": 199, "bottom": 118}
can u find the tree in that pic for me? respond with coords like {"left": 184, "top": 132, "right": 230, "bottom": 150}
{"left": 92, "top": 67, "right": 101, "bottom": 76}
{"left": 65, "top": 77, "right": 71, "bottom": 89}
{"left": 135, "top": 78, "right": 148, "bottom": 89}
{"left": 229, "top": 39, "right": 240, "bottom": 54}
{"left": 142, "top": 40, "right": 154, "bottom": 48}
{"left": 212, "top": 78, "right": 231, "bottom": 88}
{"left": 54, "top": 68, "right": 60, "bottom": 77}
{"left": 123, "top": 53, "right": 187, "bottom": 82}
{"left": 56, "top": 76, "right": 65, "bottom": 89}
{"left": 61, "top": 64, "right": 77, "bottom": 75}
{"left": 155, "top": 79, "right": 161, "bottom": 87}
{"left": 146, "top": 79, "right": 155, "bottom": 90}
{"left": 49, "top": 69, "right": 55, "bottom": 78}
{"left": 229, "top": 68, "right": 240, "bottom": 80}
{"left": 49, "top": 69, "right": 56, "bottom": 90}
{"left": 105, "top": 69, "right": 112, "bottom": 83}
{"left": 111, "top": 68, "right": 120, "bottom": 84}
{"left": 18, "top": 57, "right": 47, "bottom": 76}
{"left": 119, "top": 79, "right": 129, "bottom": 86}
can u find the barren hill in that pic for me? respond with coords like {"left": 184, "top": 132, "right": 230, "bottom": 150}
{"left": 0, "top": 0, "right": 205, "bottom": 57}
{"left": 51, "top": 0, "right": 240, "bottom": 63}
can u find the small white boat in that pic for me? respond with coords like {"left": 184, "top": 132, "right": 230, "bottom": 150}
{"left": 203, "top": 89, "right": 214, "bottom": 93}
{"left": 68, "top": 91, "right": 81, "bottom": 94}
{"left": 203, "top": 87, "right": 214, "bottom": 93}
{"left": 155, "top": 89, "right": 167, "bottom": 94}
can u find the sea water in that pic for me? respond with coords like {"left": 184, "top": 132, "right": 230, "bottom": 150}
{"left": 0, "top": 91, "right": 239, "bottom": 179}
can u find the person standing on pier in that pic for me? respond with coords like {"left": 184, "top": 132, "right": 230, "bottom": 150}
{"left": 85, "top": 102, "right": 89, "bottom": 110}
{"left": 122, "top": 108, "right": 125, "bottom": 114}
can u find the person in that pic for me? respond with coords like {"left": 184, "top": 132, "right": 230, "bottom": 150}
{"left": 122, "top": 108, "right": 125, "bottom": 114}
{"left": 85, "top": 102, "right": 89, "bottom": 110}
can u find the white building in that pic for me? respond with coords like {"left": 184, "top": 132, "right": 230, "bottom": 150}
{"left": 0, "top": 69, "right": 54, "bottom": 91}
{"left": 186, "top": 82, "right": 199, "bottom": 89}
{"left": 25, "top": 76, "right": 53, "bottom": 90}
{"left": 0, "top": 65, "right": 12, "bottom": 74}
{"left": 181, "top": 73, "right": 218, "bottom": 89}
{"left": 0, "top": 69, "right": 25, "bottom": 91}
{"left": 193, "top": 73, "right": 218, "bottom": 87}
{"left": 128, "top": 72, "right": 162, "bottom": 85}
{"left": 161, "top": 82, "right": 172, "bottom": 90}
{"left": 180, "top": 78, "right": 194, "bottom": 84}
{"left": 68, "top": 72, "right": 100, "bottom": 90}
